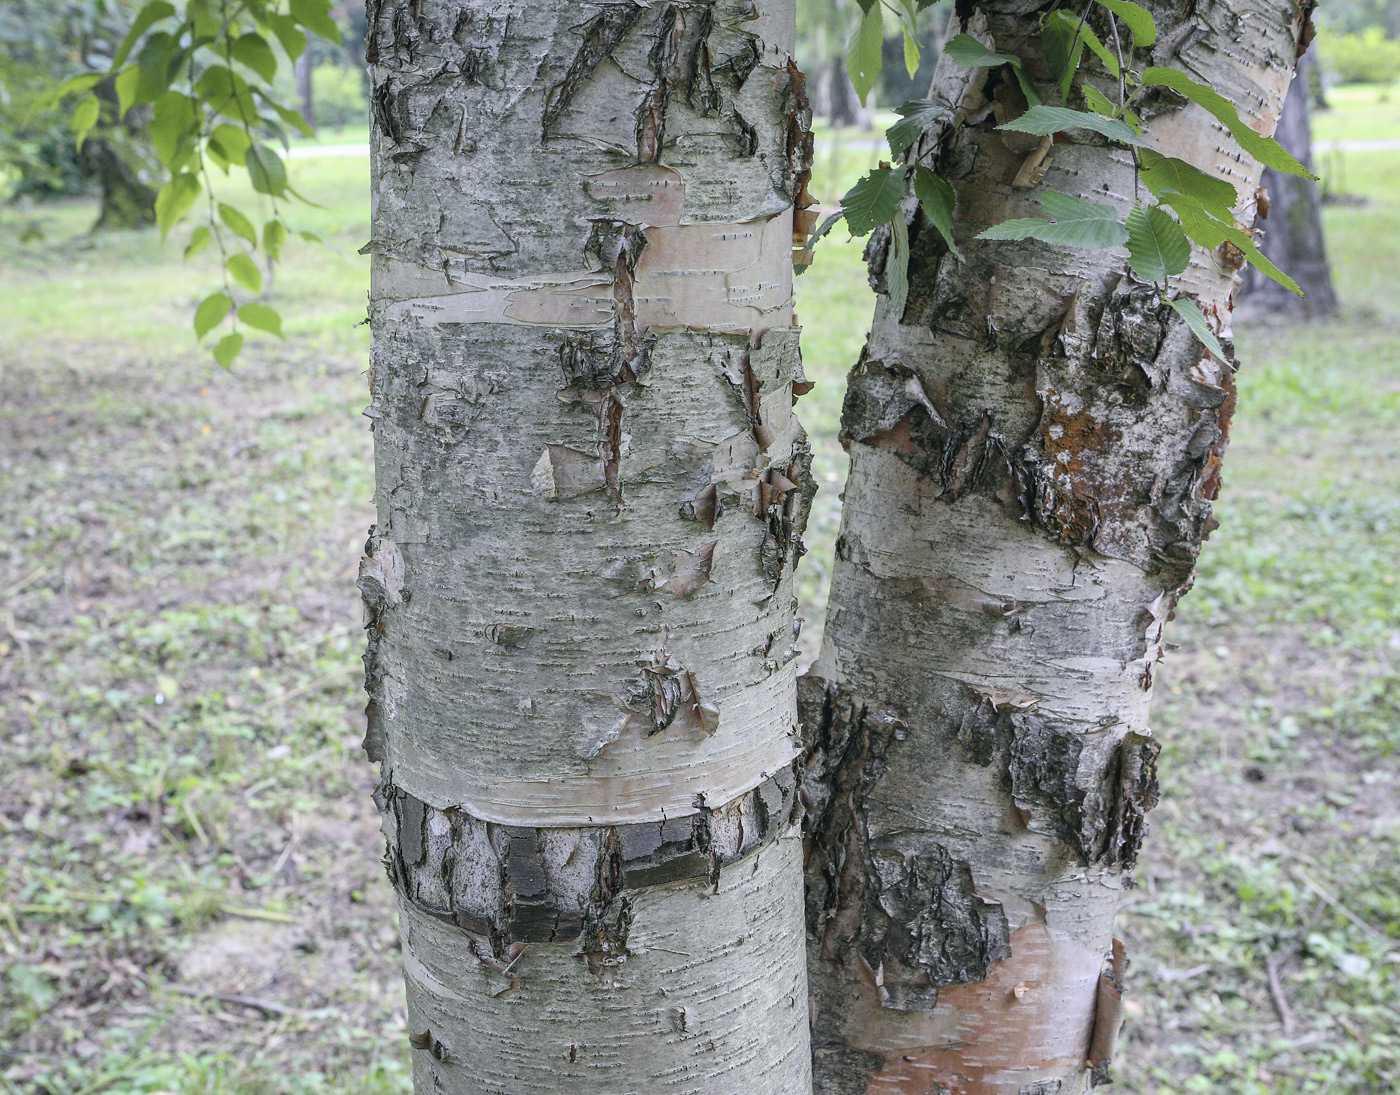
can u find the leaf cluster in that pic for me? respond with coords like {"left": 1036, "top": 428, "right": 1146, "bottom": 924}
{"left": 45, "top": 0, "right": 340, "bottom": 366}
{"left": 809, "top": 0, "right": 1313, "bottom": 361}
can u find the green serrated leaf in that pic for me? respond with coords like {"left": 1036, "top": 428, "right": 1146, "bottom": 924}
{"left": 37, "top": 72, "right": 103, "bottom": 113}
{"left": 207, "top": 123, "right": 251, "bottom": 167}
{"left": 887, "top": 99, "right": 953, "bottom": 157}
{"left": 902, "top": 25, "right": 921, "bottom": 79}
{"left": 194, "top": 291, "right": 232, "bottom": 339}
{"left": 195, "top": 65, "right": 257, "bottom": 123}
{"left": 190, "top": 5, "right": 220, "bottom": 40}
{"left": 945, "top": 35, "right": 1042, "bottom": 106}
{"left": 1126, "top": 202, "right": 1190, "bottom": 282}
{"left": 1095, "top": 0, "right": 1156, "bottom": 48}
{"left": 231, "top": 33, "right": 278, "bottom": 83}
{"left": 1137, "top": 148, "right": 1237, "bottom": 217}
{"left": 239, "top": 302, "right": 284, "bottom": 337}
{"left": 913, "top": 166, "right": 960, "bottom": 258}
{"left": 150, "top": 91, "right": 199, "bottom": 168}
{"left": 71, "top": 96, "right": 100, "bottom": 151}
{"left": 979, "top": 191, "right": 1128, "bottom": 249}
{"left": 887, "top": 215, "right": 910, "bottom": 316}
{"left": 245, "top": 144, "right": 287, "bottom": 196}
{"left": 894, "top": 0, "right": 922, "bottom": 77}
{"left": 266, "top": 14, "right": 307, "bottom": 60}
{"left": 978, "top": 217, "right": 1060, "bottom": 242}
{"left": 1042, "top": 12, "right": 1088, "bottom": 102}
{"left": 1041, "top": 11, "right": 1120, "bottom": 90}
{"left": 847, "top": 2, "right": 883, "bottom": 106}
{"left": 213, "top": 332, "right": 244, "bottom": 368}
{"left": 111, "top": 1, "right": 176, "bottom": 70}
{"left": 841, "top": 168, "right": 907, "bottom": 236}
{"left": 998, "top": 103, "right": 1144, "bottom": 146}
{"left": 184, "top": 225, "right": 212, "bottom": 259}
{"left": 944, "top": 33, "right": 1020, "bottom": 69}
{"left": 299, "top": 230, "right": 323, "bottom": 244}
{"left": 226, "top": 253, "right": 263, "bottom": 293}
{"left": 258, "top": 94, "right": 315, "bottom": 139}
{"left": 1082, "top": 84, "right": 1118, "bottom": 118}
{"left": 130, "top": 32, "right": 183, "bottom": 112}
{"left": 290, "top": 0, "right": 341, "bottom": 44}
{"left": 1013, "top": 68, "right": 1044, "bottom": 108}
{"left": 154, "top": 172, "right": 201, "bottom": 240}
{"left": 1078, "top": 23, "right": 1120, "bottom": 79}
{"left": 1168, "top": 297, "right": 1227, "bottom": 362}
{"left": 263, "top": 219, "right": 287, "bottom": 261}
{"left": 218, "top": 203, "right": 258, "bottom": 246}
{"left": 114, "top": 67, "right": 141, "bottom": 118}
{"left": 1164, "top": 194, "right": 1302, "bottom": 294}
{"left": 1139, "top": 67, "right": 1314, "bottom": 179}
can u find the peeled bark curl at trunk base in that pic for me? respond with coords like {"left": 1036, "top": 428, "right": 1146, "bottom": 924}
{"left": 803, "top": 1, "right": 1312, "bottom": 1092}
{"left": 363, "top": 2, "right": 814, "bottom": 1091}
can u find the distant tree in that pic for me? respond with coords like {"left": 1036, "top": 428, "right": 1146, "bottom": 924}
{"left": 293, "top": 41, "right": 313, "bottom": 133}
{"left": 1, "top": 0, "right": 159, "bottom": 230}
{"left": 798, "top": 0, "right": 871, "bottom": 127}
{"left": 1244, "top": 51, "right": 1339, "bottom": 317}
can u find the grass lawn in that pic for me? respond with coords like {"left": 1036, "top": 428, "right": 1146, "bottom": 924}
{"left": 1, "top": 92, "right": 1398, "bottom": 1095}
{"left": 1313, "top": 82, "right": 1400, "bottom": 143}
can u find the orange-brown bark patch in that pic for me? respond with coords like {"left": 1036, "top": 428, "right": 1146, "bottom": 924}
{"left": 844, "top": 923, "right": 1101, "bottom": 1095}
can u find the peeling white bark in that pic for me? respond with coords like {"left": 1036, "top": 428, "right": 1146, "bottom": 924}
{"left": 362, "top": 2, "right": 814, "bottom": 1090}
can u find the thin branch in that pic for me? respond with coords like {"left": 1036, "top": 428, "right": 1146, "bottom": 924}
{"left": 1265, "top": 947, "right": 1298, "bottom": 1036}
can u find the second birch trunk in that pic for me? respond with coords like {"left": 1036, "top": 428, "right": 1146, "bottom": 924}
{"left": 803, "top": 2, "right": 1313, "bottom": 1091}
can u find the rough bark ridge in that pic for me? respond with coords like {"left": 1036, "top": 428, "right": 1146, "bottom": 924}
{"left": 362, "top": 2, "right": 814, "bottom": 1091}
{"left": 804, "top": 2, "right": 1312, "bottom": 1092}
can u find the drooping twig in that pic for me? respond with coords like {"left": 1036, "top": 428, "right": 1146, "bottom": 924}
{"left": 172, "top": 986, "right": 295, "bottom": 1018}
{"left": 1290, "top": 866, "right": 1388, "bottom": 942}
{"left": 1264, "top": 949, "right": 1297, "bottom": 1036}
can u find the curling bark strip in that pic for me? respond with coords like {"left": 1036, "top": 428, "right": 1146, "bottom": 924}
{"left": 361, "top": 1, "right": 815, "bottom": 1091}
{"left": 803, "top": 1, "right": 1313, "bottom": 1093}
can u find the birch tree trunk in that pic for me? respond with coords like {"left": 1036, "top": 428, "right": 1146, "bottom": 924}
{"left": 360, "top": 2, "right": 815, "bottom": 1091}
{"left": 802, "top": 2, "right": 1314, "bottom": 1092}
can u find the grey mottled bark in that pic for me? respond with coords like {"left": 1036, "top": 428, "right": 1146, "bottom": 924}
{"left": 803, "top": 2, "right": 1313, "bottom": 1092}
{"left": 361, "top": 2, "right": 815, "bottom": 1091}
{"left": 1242, "top": 51, "right": 1337, "bottom": 318}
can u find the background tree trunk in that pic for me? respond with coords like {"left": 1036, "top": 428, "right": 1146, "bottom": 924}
{"left": 802, "top": 2, "right": 1313, "bottom": 1092}
{"left": 363, "top": 2, "right": 815, "bottom": 1091}
{"left": 295, "top": 44, "right": 316, "bottom": 135}
{"left": 826, "top": 56, "right": 863, "bottom": 128}
{"left": 82, "top": 82, "right": 156, "bottom": 232}
{"left": 1242, "top": 51, "right": 1338, "bottom": 318}
{"left": 82, "top": 137, "right": 157, "bottom": 231}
